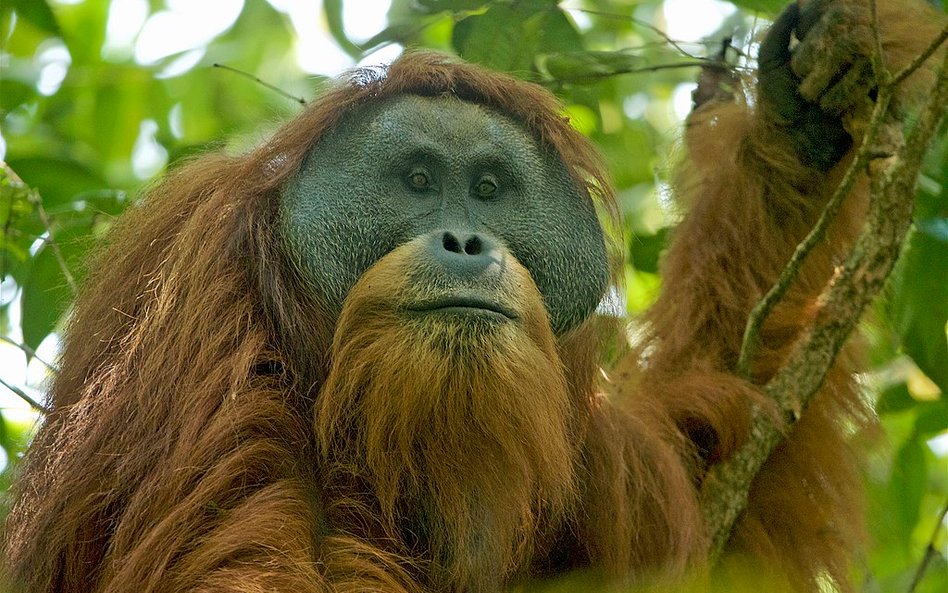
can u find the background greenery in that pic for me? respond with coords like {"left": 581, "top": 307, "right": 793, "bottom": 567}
{"left": 0, "top": 0, "right": 945, "bottom": 590}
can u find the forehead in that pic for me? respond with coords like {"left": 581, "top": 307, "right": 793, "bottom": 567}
{"left": 339, "top": 94, "right": 543, "bottom": 163}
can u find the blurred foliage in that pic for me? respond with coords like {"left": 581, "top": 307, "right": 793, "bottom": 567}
{"left": 0, "top": 0, "right": 946, "bottom": 590}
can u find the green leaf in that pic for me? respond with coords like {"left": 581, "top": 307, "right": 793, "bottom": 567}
{"left": 417, "top": 0, "right": 494, "bottom": 12}
{"left": 531, "top": 7, "right": 582, "bottom": 56}
{"left": 89, "top": 66, "right": 154, "bottom": 165}
{"left": 725, "top": 0, "right": 786, "bottom": 15}
{"left": 564, "top": 104, "right": 596, "bottom": 136}
{"left": 324, "top": 0, "right": 362, "bottom": 58}
{"left": 916, "top": 132, "right": 945, "bottom": 220}
{"left": 453, "top": 4, "right": 535, "bottom": 73}
{"left": 0, "top": 79, "right": 34, "bottom": 114}
{"left": 55, "top": 0, "right": 108, "bottom": 65}
{"left": 361, "top": 22, "right": 427, "bottom": 52}
{"left": 67, "top": 189, "right": 127, "bottom": 217}
{"left": 914, "top": 554, "right": 948, "bottom": 593}
{"left": 917, "top": 217, "right": 948, "bottom": 242}
{"left": 0, "top": 412, "right": 37, "bottom": 495}
{"left": 5, "top": 157, "right": 108, "bottom": 208}
{"left": 20, "top": 226, "right": 90, "bottom": 350}
{"left": 1, "top": 167, "right": 46, "bottom": 283}
{"left": 628, "top": 229, "right": 668, "bottom": 274}
{"left": 889, "top": 229, "right": 948, "bottom": 392}
{"left": 541, "top": 50, "right": 644, "bottom": 82}
{"left": 914, "top": 401, "right": 948, "bottom": 435}
{"left": 876, "top": 382, "right": 917, "bottom": 415}
{"left": 889, "top": 437, "right": 927, "bottom": 539}
{"left": 10, "top": 0, "right": 60, "bottom": 36}
{"left": 598, "top": 123, "right": 656, "bottom": 187}
{"left": 0, "top": 411, "right": 9, "bottom": 452}
{"left": 21, "top": 244, "right": 72, "bottom": 350}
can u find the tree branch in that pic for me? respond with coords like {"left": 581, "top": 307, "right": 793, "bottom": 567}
{"left": 908, "top": 497, "right": 948, "bottom": 593}
{"left": 736, "top": 89, "right": 892, "bottom": 379}
{"left": 703, "top": 45, "right": 948, "bottom": 561}
{"left": 0, "top": 377, "right": 50, "bottom": 415}
{"left": 212, "top": 63, "right": 306, "bottom": 105}
{"left": 2, "top": 162, "right": 77, "bottom": 295}
{"left": 545, "top": 60, "right": 724, "bottom": 85}
{"left": 564, "top": 7, "right": 705, "bottom": 60}
{"left": 0, "top": 336, "right": 59, "bottom": 373}
{"left": 891, "top": 22, "right": 948, "bottom": 87}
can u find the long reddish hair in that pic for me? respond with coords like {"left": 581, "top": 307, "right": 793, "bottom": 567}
{"left": 1, "top": 51, "right": 631, "bottom": 593}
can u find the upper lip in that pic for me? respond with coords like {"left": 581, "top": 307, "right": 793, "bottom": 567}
{"left": 408, "top": 296, "right": 518, "bottom": 320}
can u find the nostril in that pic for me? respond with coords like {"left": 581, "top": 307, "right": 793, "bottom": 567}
{"left": 464, "top": 236, "right": 482, "bottom": 255}
{"left": 442, "top": 232, "right": 462, "bottom": 254}
{"left": 428, "top": 230, "right": 499, "bottom": 280}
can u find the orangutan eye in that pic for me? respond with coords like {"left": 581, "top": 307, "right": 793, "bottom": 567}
{"left": 474, "top": 176, "right": 497, "bottom": 198}
{"left": 408, "top": 170, "right": 431, "bottom": 190}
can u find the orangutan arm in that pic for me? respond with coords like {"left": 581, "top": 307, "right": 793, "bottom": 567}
{"left": 615, "top": 0, "right": 946, "bottom": 588}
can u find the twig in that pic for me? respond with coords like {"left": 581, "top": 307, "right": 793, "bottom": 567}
{"left": 3, "top": 164, "right": 79, "bottom": 296}
{"left": 736, "top": 89, "right": 893, "bottom": 379}
{"left": 0, "top": 377, "right": 50, "bottom": 415}
{"left": 212, "top": 63, "right": 306, "bottom": 105}
{"left": 867, "top": 0, "right": 889, "bottom": 83}
{"left": 547, "top": 60, "right": 726, "bottom": 84}
{"left": 0, "top": 336, "right": 60, "bottom": 373}
{"left": 908, "top": 497, "right": 948, "bottom": 592}
{"left": 29, "top": 193, "right": 77, "bottom": 295}
{"left": 564, "top": 7, "right": 704, "bottom": 60}
{"left": 705, "top": 45, "right": 948, "bottom": 562}
{"left": 735, "top": 6, "right": 943, "bottom": 380}
{"left": 2, "top": 174, "right": 15, "bottom": 280}
{"left": 891, "top": 22, "right": 948, "bottom": 87}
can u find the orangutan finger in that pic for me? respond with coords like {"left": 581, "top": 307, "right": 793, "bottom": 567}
{"left": 796, "top": 0, "right": 834, "bottom": 40}
{"left": 819, "top": 58, "right": 875, "bottom": 115}
{"left": 796, "top": 43, "right": 860, "bottom": 103}
{"left": 759, "top": 2, "right": 800, "bottom": 75}
{"left": 792, "top": 4, "right": 859, "bottom": 81}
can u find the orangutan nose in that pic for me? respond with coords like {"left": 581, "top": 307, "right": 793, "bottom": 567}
{"left": 427, "top": 230, "right": 501, "bottom": 280}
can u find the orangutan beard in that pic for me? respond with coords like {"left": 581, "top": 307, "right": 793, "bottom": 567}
{"left": 314, "top": 249, "right": 579, "bottom": 589}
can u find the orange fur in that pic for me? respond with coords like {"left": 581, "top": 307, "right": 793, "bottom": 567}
{"left": 2, "top": 2, "right": 943, "bottom": 591}
{"left": 316, "top": 238, "right": 578, "bottom": 589}
{"left": 615, "top": 1, "right": 945, "bottom": 589}
{"left": 0, "top": 52, "right": 695, "bottom": 592}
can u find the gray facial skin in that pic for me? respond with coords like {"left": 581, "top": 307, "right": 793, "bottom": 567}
{"left": 279, "top": 94, "right": 609, "bottom": 335}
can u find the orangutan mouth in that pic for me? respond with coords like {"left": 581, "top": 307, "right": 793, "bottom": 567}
{"left": 408, "top": 296, "right": 518, "bottom": 320}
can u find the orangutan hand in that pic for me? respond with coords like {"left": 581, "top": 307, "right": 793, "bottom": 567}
{"left": 758, "top": 1, "right": 879, "bottom": 170}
